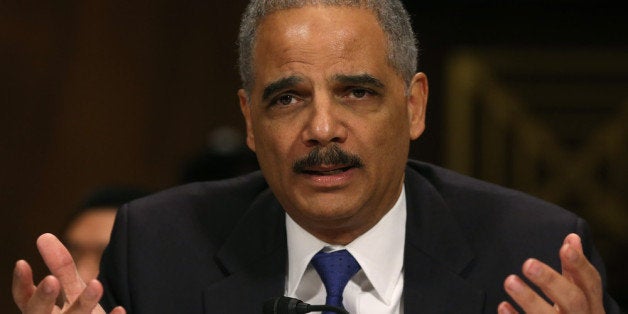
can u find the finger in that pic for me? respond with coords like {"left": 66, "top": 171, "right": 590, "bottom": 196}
{"left": 12, "top": 260, "right": 36, "bottom": 311}
{"left": 522, "top": 258, "right": 589, "bottom": 313}
{"left": 37, "top": 233, "right": 86, "bottom": 300}
{"left": 564, "top": 233, "right": 583, "bottom": 252}
{"left": 497, "top": 301, "right": 518, "bottom": 314}
{"left": 63, "top": 279, "right": 104, "bottom": 314}
{"left": 561, "top": 233, "right": 583, "bottom": 283}
{"left": 503, "top": 274, "right": 555, "bottom": 313}
{"left": 25, "top": 275, "right": 60, "bottom": 314}
{"left": 110, "top": 306, "right": 127, "bottom": 314}
{"left": 559, "top": 236, "right": 604, "bottom": 312}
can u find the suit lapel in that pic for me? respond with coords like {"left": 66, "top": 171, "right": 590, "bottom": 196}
{"left": 403, "top": 167, "right": 486, "bottom": 313}
{"left": 203, "top": 189, "right": 287, "bottom": 314}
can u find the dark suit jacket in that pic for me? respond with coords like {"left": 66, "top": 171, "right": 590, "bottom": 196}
{"left": 99, "top": 160, "right": 620, "bottom": 313}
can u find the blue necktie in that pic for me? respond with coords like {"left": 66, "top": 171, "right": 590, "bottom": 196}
{"left": 311, "top": 249, "right": 361, "bottom": 313}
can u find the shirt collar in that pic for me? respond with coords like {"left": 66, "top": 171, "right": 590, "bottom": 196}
{"left": 285, "top": 186, "right": 407, "bottom": 304}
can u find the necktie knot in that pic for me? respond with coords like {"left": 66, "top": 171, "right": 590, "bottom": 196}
{"left": 311, "top": 249, "right": 361, "bottom": 311}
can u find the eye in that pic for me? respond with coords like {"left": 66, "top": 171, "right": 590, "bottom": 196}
{"left": 346, "top": 87, "right": 376, "bottom": 100}
{"left": 350, "top": 88, "right": 368, "bottom": 98}
{"left": 274, "top": 94, "right": 298, "bottom": 106}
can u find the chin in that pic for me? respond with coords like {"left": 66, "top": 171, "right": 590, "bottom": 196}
{"left": 299, "top": 201, "right": 360, "bottom": 222}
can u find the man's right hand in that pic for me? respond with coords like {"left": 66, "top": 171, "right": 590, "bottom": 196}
{"left": 12, "top": 233, "right": 125, "bottom": 314}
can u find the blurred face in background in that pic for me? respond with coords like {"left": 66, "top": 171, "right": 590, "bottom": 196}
{"left": 64, "top": 207, "right": 117, "bottom": 281}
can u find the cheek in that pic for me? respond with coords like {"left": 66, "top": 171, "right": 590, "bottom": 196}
{"left": 358, "top": 108, "right": 409, "bottom": 146}
{"left": 358, "top": 110, "right": 411, "bottom": 166}
{"left": 253, "top": 122, "right": 294, "bottom": 168}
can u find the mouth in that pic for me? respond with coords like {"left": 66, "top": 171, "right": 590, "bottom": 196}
{"left": 301, "top": 164, "right": 355, "bottom": 176}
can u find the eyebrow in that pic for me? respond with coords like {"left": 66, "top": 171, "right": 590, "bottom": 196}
{"left": 262, "top": 76, "right": 303, "bottom": 101}
{"left": 333, "top": 73, "right": 385, "bottom": 89}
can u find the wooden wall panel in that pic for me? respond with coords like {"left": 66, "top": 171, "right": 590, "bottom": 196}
{"left": 1, "top": 2, "right": 247, "bottom": 311}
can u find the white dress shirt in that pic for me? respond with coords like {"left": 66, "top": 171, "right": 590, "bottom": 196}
{"left": 285, "top": 187, "right": 407, "bottom": 314}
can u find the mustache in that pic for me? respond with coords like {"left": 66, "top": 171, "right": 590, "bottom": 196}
{"left": 292, "top": 145, "right": 364, "bottom": 173}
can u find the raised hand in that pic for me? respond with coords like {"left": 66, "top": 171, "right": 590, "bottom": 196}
{"left": 12, "top": 233, "right": 125, "bottom": 314}
{"left": 498, "top": 233, "right": 605, "bottom": 314}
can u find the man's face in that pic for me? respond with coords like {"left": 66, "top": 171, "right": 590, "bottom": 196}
{"left": 239, "top": 6, "right": 427, "bottom": 243}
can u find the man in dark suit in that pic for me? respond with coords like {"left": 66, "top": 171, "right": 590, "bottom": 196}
{"left": 12, "top": 1, "right": 620, "bottom": 313}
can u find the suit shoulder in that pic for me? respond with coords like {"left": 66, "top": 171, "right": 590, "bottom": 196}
{"left": 120, "top": 171, "right": 269, "bottom": 239}
{"left": 405, "top": 160, "right": 579, "bottom": 224}
{"left": 129, "top": 171, "right": 267, "bottom": 210}
{"left": 405, "top": 160, "right": 585, "bottom": 269}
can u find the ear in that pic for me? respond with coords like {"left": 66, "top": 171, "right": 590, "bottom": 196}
{"left": 406, "top": 72, "right": 428, "bottom": 140}
{"left": 238, "top": 89, "right": 256, "bottom": 152}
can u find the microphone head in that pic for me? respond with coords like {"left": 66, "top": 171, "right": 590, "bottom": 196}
{"left": 262, "top": 296, "right": 303, "bottom": 314}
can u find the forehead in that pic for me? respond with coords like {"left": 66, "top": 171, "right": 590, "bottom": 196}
{"left": 252, "top": 6, "right": 391, "bottom": 86}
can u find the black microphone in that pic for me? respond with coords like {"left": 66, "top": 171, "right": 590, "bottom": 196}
{"left": 263, "top": 296, "right": 349, "bottom": 314}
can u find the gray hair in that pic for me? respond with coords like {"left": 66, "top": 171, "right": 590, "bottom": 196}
{"left": 237, "top": 0, "right": 418, "bottom": 93}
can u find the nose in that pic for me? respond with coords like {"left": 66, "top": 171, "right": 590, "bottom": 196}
{"left": 301, "top": 96, "right": 347, "bottom": 147}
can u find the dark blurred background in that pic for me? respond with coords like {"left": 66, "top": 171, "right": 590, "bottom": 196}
{"left": 2, "top": 1, "right": 626, "bottom": 311}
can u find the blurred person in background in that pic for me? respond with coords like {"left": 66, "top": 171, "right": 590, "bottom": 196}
{"left": 62, "top": 186, "right": 150, "bottom": 281}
